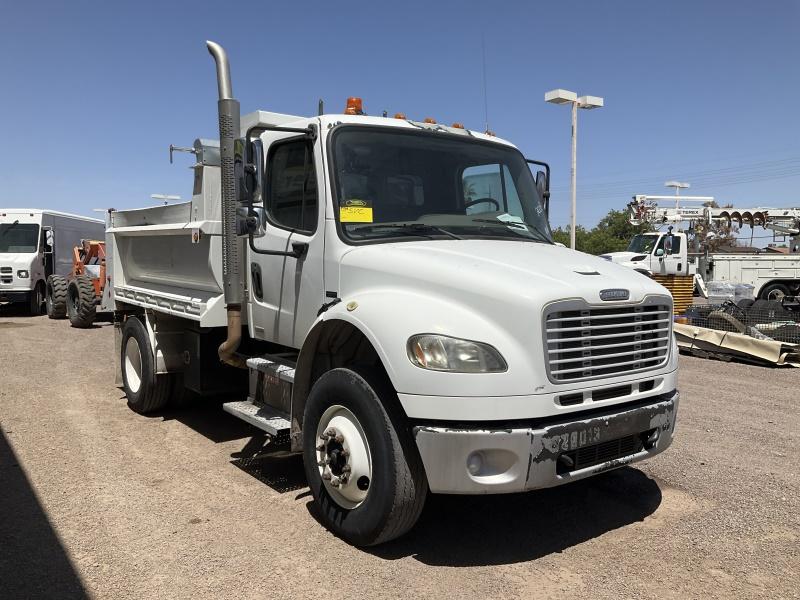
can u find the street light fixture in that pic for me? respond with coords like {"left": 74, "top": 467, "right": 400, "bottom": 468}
{"left": 151, "top": 194, "right": 181, "bottom": 205}
{"left": 545, "top": 89, "right": 604, "bottom": 249}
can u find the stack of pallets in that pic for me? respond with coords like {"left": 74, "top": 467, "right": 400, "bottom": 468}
{"left": 652, "top": 274, "right": 695, "bottom": 315}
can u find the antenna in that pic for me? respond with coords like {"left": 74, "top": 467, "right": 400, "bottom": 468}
{"left": 481, "top": 33, "right": 490, "bottom": 133}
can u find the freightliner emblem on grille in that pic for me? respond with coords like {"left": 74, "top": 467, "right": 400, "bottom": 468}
{"left": 599, "top": 288, "right": 630, "bottom": 301}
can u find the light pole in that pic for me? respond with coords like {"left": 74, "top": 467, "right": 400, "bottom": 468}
{"left": 545, "top": 89, "right": 604, "bottom": 249}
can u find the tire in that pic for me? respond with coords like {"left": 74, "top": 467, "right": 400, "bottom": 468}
{"left": 66, "top": 275, "right": 97, "bottom": 328}
{"left": 760, "top": 282, "right": 791, "bottom": 302}
{"left": 46, "top": 275, "right": 68, "bottom": 319}
{"left": 28, "top": 281, "right": 44, "bottom": 316}
{"left": 303, "top": 368, "right": 427, "bottom": 546}
{"left": 120, "top": 316, "right": 174, "bottom": 414}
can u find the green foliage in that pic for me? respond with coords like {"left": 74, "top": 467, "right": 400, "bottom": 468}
{"left": 551, "top": 209, "right": 652, "bottom": 255}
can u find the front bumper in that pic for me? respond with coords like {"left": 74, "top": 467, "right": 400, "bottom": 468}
{"left": 0, "top": 290, "right": 30, "bottom": 304}
{"left": 413, "top": 391, "right": 678, "bottom": 494}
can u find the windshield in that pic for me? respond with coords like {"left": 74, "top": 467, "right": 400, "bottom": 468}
{"left": 332, "top": 127, "right": 552, "bottom": 243}
{"left": 0, "top": 222, "right": 39, "bottom": 253}
{"left": 627, "top": 234, "right": 659, "bottom": 254}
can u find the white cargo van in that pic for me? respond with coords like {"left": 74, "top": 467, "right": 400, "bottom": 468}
{"left": 0, "top": 209, "right": 104, "bottom": 314}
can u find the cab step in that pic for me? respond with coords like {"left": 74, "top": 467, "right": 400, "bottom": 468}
{"left": 222, "top": 400, "right": 291, "bottom": 438}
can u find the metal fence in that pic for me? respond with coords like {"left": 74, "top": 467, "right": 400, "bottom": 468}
{"left": 684, "top": 300, "right": 800, "bottom": 345}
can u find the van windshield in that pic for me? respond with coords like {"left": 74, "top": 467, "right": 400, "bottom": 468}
{"left": 627, "top": 234, "right": 659, "bottom": 254}
{"left": 331, "top": 127, "right": 552, "bottom": 243}
{"left": 0, "top": 223, "right": 39, "bottom": 253}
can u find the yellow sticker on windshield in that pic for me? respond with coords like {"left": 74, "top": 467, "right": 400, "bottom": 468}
{"left": 340, "top": 206, "right": 374, "bottom": 223}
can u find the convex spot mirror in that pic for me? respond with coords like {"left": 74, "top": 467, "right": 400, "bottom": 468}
{"left": 655, "top": 248, "right": 665, "bottom": 257}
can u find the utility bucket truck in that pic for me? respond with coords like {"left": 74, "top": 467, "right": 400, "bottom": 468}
{"left": 0, "top": 209, "right": 104, "bottom": 314}
{"left": 603, "top": 195, "right": 800, "bottom": 301}
{"left": 108, "top": 41, "right": 680, "bottom": 546}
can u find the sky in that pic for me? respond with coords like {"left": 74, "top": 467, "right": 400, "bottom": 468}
{"left": 1, "top": 0, "right": 798, "bottom": 242}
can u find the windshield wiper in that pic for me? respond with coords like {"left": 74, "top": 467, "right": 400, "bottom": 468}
{"left": 470, "top": 218, "right": 551, "bottom": 243}
{"left": 0, "top": 220, "right": 19, "bottom": 237}
{"left": 349, "top": 222, "right": 462, "bottom": 240}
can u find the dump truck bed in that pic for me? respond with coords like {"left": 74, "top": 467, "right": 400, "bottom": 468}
{"left": 107, "top": 200, "right": 233, "bottom": 327}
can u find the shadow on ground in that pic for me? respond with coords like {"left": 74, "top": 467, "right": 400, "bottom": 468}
{"left": 0, "top": 428, "right": 88, "bottom": 599}
{"left": 360, "top": 467, "right": 662, "bottom": 566}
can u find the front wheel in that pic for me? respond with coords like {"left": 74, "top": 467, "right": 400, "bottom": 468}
{"left": 28, "top": 282, "right": 44, "bottom": 316}
{"left": 303, "top": 368, "right": 427, "bottom": 546}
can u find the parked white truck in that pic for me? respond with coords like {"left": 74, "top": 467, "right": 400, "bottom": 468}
{"left": 0, "top": 209, "right": 104, "bottom": 314}
{"left": 108, "top": 41, "right": 680, "bottom": 546}
{"left": 602, "top": 196, "right": 800, "bottom": 300}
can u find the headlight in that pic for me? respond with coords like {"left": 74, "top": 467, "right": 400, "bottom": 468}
{"left": 407, "top": 334, "right": 507, "bottom": 373}
{"left": 17, "top": 270, "right": 29, "bottom": 278}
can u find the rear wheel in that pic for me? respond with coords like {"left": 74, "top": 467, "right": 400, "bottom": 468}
{"left": 28, "top": 282, "right": 44, "bottom": 316}
{"left": 67, "top": 275, "right": 97, "bottom": 328}
{"left": 46, "top": 275, "right": 68, "bottom": 319}
{"left": 120, "top": 316, "right": 174, "bottom": 414}
{"left": 303, "top": 368, "right": 427, "bottom": 546}
{"left": 760, "top": 282, "right": 791, "bottom": 302}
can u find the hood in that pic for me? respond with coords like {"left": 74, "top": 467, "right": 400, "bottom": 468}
{"left": 339, "top": 240, "right": 667, "bottom": 306}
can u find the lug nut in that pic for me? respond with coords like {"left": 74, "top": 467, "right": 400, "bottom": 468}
{"left": 334, "top": 434, "right": 344, "bottom": 444}
{"left": 322, "top": 472, "right": 332, "bottom": 481}
{"left": 316, "top": 443, "right": 325, "bottom": 451}
{"left": 340, "top": 474, "right": 350, "bottom": 484}
{"left": 341, "top": 449, "right": 350, "bottom": 458}
{"left": 342, "top": 465, "right": 351, "bottom": 473}
{"left": 331, "top": 476, "right": 341, "bottom": 487}
{"left": 317, "top": 460, "right": 327, "bottom": 467}
{"left": 325, "top": 428, "right": 336, "bottom": 437}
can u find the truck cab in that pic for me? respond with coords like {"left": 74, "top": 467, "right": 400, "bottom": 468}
{"left": 602, "top": 230, "right": 691, "bottom": 277}
{"left": 108, "top": 41, "right": 680, "bottom": 547}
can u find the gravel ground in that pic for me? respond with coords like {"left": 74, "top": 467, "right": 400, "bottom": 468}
{"left": 0, "top": 311, "right": 798, "bottom": 599}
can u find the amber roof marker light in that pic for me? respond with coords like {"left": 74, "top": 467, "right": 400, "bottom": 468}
{"left": 344, "top": 97, "right": 364, "bottom": 115}
{"left": 423, "top": 117, "right": 437, "bottom": 124}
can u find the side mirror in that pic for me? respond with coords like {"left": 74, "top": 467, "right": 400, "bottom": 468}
{"left": 655, "top": 248, "right": 665, "bottom": 257}
{"left": 234, "top": 138, "right": 263, "bottom": 205}
{"left": 527, "top": 159, "right": 550, "bottom": 217}
{"left": 43, "top": 228, "right": 54, "bottom": 253}
{"left": 664, "top": 234, "right": 674, "bottom": 255}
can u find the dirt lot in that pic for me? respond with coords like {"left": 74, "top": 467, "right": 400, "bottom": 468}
{"left": 0, "top": 311, "right": 798, "bottom": 599}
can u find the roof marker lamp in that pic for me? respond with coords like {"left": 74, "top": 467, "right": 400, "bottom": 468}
{"left": 407, "top": 334, "right": 507, "bottom": 373}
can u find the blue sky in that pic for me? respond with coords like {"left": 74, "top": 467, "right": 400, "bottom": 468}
{"left": 1, "top": 0, "right": 798, "bottom": 240}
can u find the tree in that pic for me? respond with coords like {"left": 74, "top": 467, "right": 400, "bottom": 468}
{"left": 551, "top": 209, "right": 651, "bottom": 255}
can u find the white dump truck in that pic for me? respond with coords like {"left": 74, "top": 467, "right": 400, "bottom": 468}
{"left": 0, "top": 209, "right": 104, "bottom": 314}
{"left": 108, "top": 41, "right": 680, "bottom": 546}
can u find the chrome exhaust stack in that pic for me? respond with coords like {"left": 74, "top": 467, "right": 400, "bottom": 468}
{"left": 207, "top": 40, "right": 245, "bottom": 368}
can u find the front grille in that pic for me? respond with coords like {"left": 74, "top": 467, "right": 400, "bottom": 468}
{"left": 0, "top": 267, "right": 11, "bottom": 273}
{"left": 557, "top": 434, "right": 644, "bottom": 474}
{"left": 545, "top": 298, "right": 671, "bottom": 383}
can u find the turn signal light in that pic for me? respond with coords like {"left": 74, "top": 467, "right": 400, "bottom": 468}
{"left": 451, "top": 122, "right": 464, "bottom": 129}
{"left": 423, "top": 117, "right": 437, "bottom": 124}
{"left": 344, "top": 97, "right": 364, "bottom": 115}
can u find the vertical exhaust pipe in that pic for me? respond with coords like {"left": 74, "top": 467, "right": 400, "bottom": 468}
{"left": 207, "top": 40, "right": 245, "bottom": 368}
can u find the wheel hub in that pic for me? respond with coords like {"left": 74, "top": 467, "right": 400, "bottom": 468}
{"left": 315, "top": 406, "right": 372, "bottom": 509}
